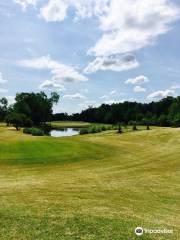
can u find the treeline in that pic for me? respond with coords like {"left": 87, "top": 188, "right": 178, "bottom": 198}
{"left": 53, "top": 96, "right": 180, "bottom": 127}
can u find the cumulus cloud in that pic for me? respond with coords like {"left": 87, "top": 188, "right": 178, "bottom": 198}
{"left": 39, "top": 0, "right": 109, "bottom": 22}
{"left": 84, "top": 54, "right": 139, "bottom": 73}
{"left": 63, "top": 93, "right": 86, "bottom": 100}
{"left": 90, "top": 0, "right": 180, "bottom": 56}
{"left": 16, "top": 0, "right": 180, "bottom": 76}
{"left": 18, "top": 55, "right": 88, "bottom": 84}
{"left": 14, "top": 0, "right": 37, "bottom": 10}
{"left": 134, "top": 86, "right": 146, "bottom": 93}
{"left": 147, "top": 89, "right": 175, "bottom": 100}
{"left": 40, "top": 0, "right": 68, "bottom": 22}
{"left": 125, "top": 75, "right": 149, "bottom": 85}
{"left": 39, "top": 80, "right": 65, "bottom": 91}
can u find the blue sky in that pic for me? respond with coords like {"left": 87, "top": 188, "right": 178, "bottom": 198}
{"left": 0, "top": 0, "right": 180, "bottom": 113}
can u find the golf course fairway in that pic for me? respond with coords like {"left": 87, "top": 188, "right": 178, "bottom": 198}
{"left": 0, "top": 125, "right": 179, "bottom": 239}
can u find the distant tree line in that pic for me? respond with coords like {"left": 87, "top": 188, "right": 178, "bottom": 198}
{"left": 52, "top": 96, "right": 180, "bottom": 127}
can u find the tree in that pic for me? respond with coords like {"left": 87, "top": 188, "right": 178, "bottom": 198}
{"left": 132, "top": 121, "right": 138, "bottom": 131}
{"left": 12, "top": 92, "right": 60, "bottom": 126}
{"left": 117, "top": 123, "right": 122, "bottom": 134}
{"left": 146, "top": 125, "right": 150, "bottom": 130}
{"left": 0, "top": 97, "right": 8, "bottom": 121}
{"left": 6, "top": 112, "right": 26, "bottom": 130}
{"left": 158, "top": 114, "right": 168, "bottom": 127}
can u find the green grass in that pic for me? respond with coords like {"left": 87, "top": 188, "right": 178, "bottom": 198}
{"left": 50, "top": 121, "right": 91, "bottom": 129}
{"left": 0, "top": 125, "right": 179, "bottom": 239}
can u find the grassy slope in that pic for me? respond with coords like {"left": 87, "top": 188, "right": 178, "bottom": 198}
{"left": 0, "top": 126, "right": 179, "bottom": 239}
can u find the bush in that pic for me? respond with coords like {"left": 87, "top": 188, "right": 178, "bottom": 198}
{"left": 23, "top": 127, "right": 44, "bottom": 136}
{"left": 101, "top": 126, "right": 106, "bottom": 131}
{"left": 23, "top": 128, "right": 32, "bottom": 134}
{"left": 41, "top": 124, "right": 52, "bottom": 134}
{"left": 80, "top": 128, "right": 89, "bottom": 135}
{"left": 80, "top": 125, "right": 112, "bottom": 135}
{"left": 31, "top": 128, "right": 44, "bottom": 136}
{"left": 89, "top": 126, "right": 98, "bottom": 133}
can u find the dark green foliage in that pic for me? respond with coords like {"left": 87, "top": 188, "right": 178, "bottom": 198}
{"left": 23, "top": 127, "right": 44, "bottom": 136}
{"left": 31, "top": 128, "right": 44, "bottom": 136}
{"left": 132, "top": 124, "right": 137, "bottom": 131}
{"left": 41, "top": 124, "right": 52, "bottom": 134}
{"left": 13, "top": 92, "right": 59, "bottom": 125}
{"left": 0, "top": 97, "right": 8, "bottom": 121}
{"left": 5, "top": 112, "right": 27, "bottom": 130}
{"left": 117, "top": 124, "right": 122, "bottom": 134}
{"left": 101, "top": 126, "right": 106, "bottom": 131}
{"left": 58, "top": 96, "right": 180, "bottom": 127}
{"left": 23, "top": 128, "right": 33, "bottom": 134}
{"left": 80, "top": 128, "right": 89, "bottom": 135}
{"left": 5, "top": 92, "right": 59, "bottom": 130}
{"left": 80, "top": 125, "right": 112, "bottom": 135}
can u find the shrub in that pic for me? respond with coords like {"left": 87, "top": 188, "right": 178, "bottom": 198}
{"left": 31, "top": 128, "right": 44, "bottom": 136}
{"left": 106, "top": 126, "right": 112, "bottom": 130}
{"left": 89, "top": 126, "right": 98, "bottom": 133}
{"left": 80, "top": 128, "right": 89, "bottom": 135}
{"left": 101, "top": 126, "right": 106, "bottom": 131}
{"left": 41, "top": 124, "right": 52, "bottom": 134}
{"left": 23, "top": 128, "right": 32, "bottom": 134}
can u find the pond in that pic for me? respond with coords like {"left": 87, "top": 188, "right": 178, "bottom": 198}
{"left": 50, "top": 128, "right": 80, "bottom": 137}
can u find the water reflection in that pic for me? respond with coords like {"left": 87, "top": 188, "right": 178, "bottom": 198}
{"left": 50, "top": 128, "right": 80, "bottom": 137}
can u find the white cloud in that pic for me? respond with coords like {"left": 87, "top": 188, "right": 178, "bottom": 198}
{"left": 110, "top": 89, "right": 116, "bottom": 95}
{"left": 63, "top": 93, "right": 86, "bottom": 100}
{"left": 39, "top": 80, "right": 65, "bottom": 91}
{"left": 39, "top": 0, "right": 109, "bottom": 22}
{"left": 147, "top": 89, "right": 175, "bottom": 100}
{"left": 6, "top": 96, "right": 15, "bottom": 105}
{"left": 18, "top": 55, "right": 88, "bottom": 83}
{"left": 14, "top": 0, "right": 37, "bottom": 10}
{"left": 171, "top": 84, "right": 180, "bottom": 90}
{"left": 0, "top": 72, "right": 7, "bottom": 84}
{"left": 39, "top": 0, "right": 68, "bottom": 22}
{"left": 134, "top": 86, "right": 146, "bottom": 93}
{"left": 125, "top": 75, "right": 149, "bottom": 85}
{"left": 84, "top": 54, "right": 139, "bottom": 73}
{"left": 90, "top": 0, "right": 180, "bottom": 56}
{"left": 99, "top": 95, "right": 109, "bottom": 99}
{"left": 17, "top": 0, "right": 180, "bottom": 77}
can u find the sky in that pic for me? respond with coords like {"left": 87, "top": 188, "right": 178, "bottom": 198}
{"left": 0, "top": 0, "right": 180, "bottom": 114}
